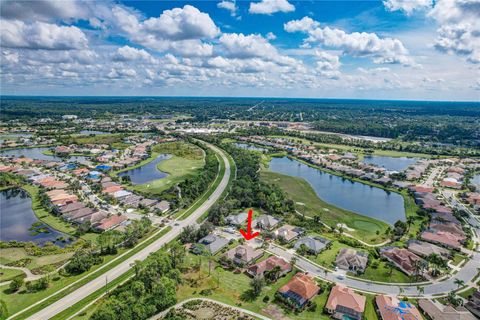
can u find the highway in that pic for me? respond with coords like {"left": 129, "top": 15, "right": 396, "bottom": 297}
{"left": 24, "top": 142, "right": 231, "bottom": 320}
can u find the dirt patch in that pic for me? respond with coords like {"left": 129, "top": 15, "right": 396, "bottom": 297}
{"left": 262, "top": 304, "right": 290, "bottom": 320}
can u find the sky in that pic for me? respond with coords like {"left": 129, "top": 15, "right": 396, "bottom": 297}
{"left": 0, "top": 0, "right": 479, "bottom": 101}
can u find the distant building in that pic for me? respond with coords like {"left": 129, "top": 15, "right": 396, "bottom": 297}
{"left": 62, "top": 115, "right": 78, "bottom": 120}
{"left": 325, "top": 284, "right": 365, "bottom": 320}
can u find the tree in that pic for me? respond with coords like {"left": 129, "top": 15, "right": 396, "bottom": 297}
{"left": 416, "top": 285, "right": 425, "bottom": 297}
{"left": 406, "top": 216, "right": 416, "bottom": 231}
{"left": 454, "top": 278, "right": 465, "bottom": 289}
{"left": 290, "top": 256, "right": 297, "bottom": 269}
{"left": 169, "top": 242, "right": 186, "bottom": 269}
{"left": 386, "top": 261, "right": 396, "bottom": 276}
{"left": 9, "top": 276, "right": 24, "bottom": 292}
{"left": 251, "top": 276, "right": 264, "bottom": 296}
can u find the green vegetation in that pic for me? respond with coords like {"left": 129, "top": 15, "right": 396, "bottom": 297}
{"left": 261, "top": 170, "right": 389, "bottom": 243}
{"left": 2, "top": 227, "right": 171, "bottom": 320}
{"left": 0, "top": 268, "right": 26, "bottom": 282}
{"left": 130, "top": 142, "right": 205, "bottom": 195}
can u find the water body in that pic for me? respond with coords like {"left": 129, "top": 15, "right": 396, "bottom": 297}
{"left": 0, "top": 147, "right": 88, "bottom": 163}
{"left": 0, "top": 189, "right": 70, "bottom": 246}
{"left": 79, "top": 130, "right": 109, "bottom": 135}
{"left": 362, "top": 155, "right": 419, "bottom": 172}
{"left": 118, "top": 154, "right": 170, "bottom": 185}
{"left": 234, "top": 143, "right": 267, "bottom": 152}
{"left": 268, "top": 157, "right": 406, "bottom": 225}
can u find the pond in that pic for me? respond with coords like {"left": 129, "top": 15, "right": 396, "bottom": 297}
{"left": 79, "top": 130, "right": 109, "bottom": 135}
{"left": 234, "top": 143, "right": 268, "bottom": 152}
{"left": 362, "top": 155, "right": 419, "bottom": 172}
{"left": 118, "top": 154, "right": 170, "bottom": 185}
{"left": 0, "top": 188, "right": 71, "bottom": 246}
{"left": 268, "top": 157, "right": 406, "bottom": 225}
{"left": 0, "top": 147, "right": 88, "bottom": 163}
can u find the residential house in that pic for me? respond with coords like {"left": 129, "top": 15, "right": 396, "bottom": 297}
{"left": 294, "top": 236, "right": 331, "bottom": 255}
{"left": 95, "top": 215, "right": 128, "bottom": 232}
{"left": 421, "top": 230, "right": 464, "bottom": 250}
{"left": 254, "top": 214, "right": 280, "bottom": 230}
{"left": 64, "top": 207, "right": 95, "bottom": 221}
{"left": 429, "top": 222, "right": 466, "bottom": 239}
{"left": 274, "top": 225, "right": 303, "bottom": 242}
{"left": 418, "top": 299, "right": 476, "bottom": 320}
{"left": 225, "top": 245, "right": 263, "bottom": 266}
{"left": 380, "top": 247, "right": 424, "bottom": 277}
{"left": 247, "top": 256, "right": 291, "bottom": 278}
{"left": 407, "top": 240, "right": 451, "bottom": 260}
{"left": 225, "top": 212, "right": 248, "bottom": 226}
{"left": 278, "top": 273, "right": 320, "bottom": 308}
{"left": 153, "top": 200, "right": 170, "bottom": 213}
{"left": 59, "top": 202, "right": 86, "bottom": 214}
{"left": 376, "top": 295, "right": 423, "bottom": 320}
{"left": 465, "top": 290, "right": 480, "bottom": 319}
{"left": 325, "top": 284, "right": 366, "bottom": 320}
{"left": 191, "top": 234, "right": 229, "bottom": 255}
{"left": 335, "top": 248, "right": 368, "bottom": 274}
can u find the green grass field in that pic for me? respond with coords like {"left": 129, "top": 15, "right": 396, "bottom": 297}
{"left": 0, "top": 247, "right": 73, "bottom": 272}
{"left": 0, "top": 268, "right": 25, "bottom": 282}
{"left": 261, "top": 170, "right": 390, "bottom": 244}
{"left": 123, "top": 142, "right": 205, "bottom": 196}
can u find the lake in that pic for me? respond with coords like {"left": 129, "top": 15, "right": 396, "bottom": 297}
{"left": 268, "top": 157, "right": 406, "bottom": 224}
{"left": 79, "top": 130, "right": 109, "bottom": 135}
{"left": 118, "top": 154, "right": 170, "bottom": 185}
{"left": 0, "top": 188, "right": 70, "bottom": 246}
{"left": 234, "top": 143, "right": 267, "bottom": 152}
{"left": 0, "top": 147, "right": 88, "bottom": 163}
{"left": 362, "top": 155, "right": 419, "bottom": 172}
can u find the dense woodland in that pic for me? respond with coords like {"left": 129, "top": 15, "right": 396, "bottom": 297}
{"left": 198, "top": 135, "right": 294, "bottom": 225}
{"left": 1, "top": 96, "right": 479, "bottom": 146}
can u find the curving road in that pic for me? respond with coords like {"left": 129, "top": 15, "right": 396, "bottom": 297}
{"left": 23, "top": 142, "right": 231, "bottom": 320}
{"left": 268, "top": 244, "right": 480, "bottom": 298}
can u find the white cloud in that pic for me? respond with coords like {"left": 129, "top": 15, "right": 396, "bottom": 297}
{"left": 249, "top": 0, "right": 295, "bottom": 15}
{"left": 383, "top": 0, "right": 433, "bottom": 15}
{"left": 217, "top": 1, "right": 238, "bottom": 17}
{"left": 113, "top": 46, "right": 153, "bottom": 62}
{"left": 266, "top": 32, "right": 277, "bottom": 40}
{"left": 0, "top": 0, "right": 88, "bottom": 22}
{"left": 285, "top": 17, "right": 415, "bottom": 65}
{"left": 0, "top": 20, "right": 88, "bottom": 50}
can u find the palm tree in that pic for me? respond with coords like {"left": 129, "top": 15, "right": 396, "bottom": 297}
{"left": 454, "top": 278, "right": 465, "bottom": 289}
{"left": 386, "top": 261, "right": 396, "bottom": 276}
{"left": 406, "top": 216, "right": 416, "bottom": 232}
{"left": 290, "top": 256, "right": 297, "bottom": 269}
{"left": 416, "top": 285, "right": 425, "bottom": 297}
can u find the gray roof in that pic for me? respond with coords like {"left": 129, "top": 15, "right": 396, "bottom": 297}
{"left": 294, "top": 236, "right": 330, "bottom": 253}
{"left": 197, "top": 234, "right": 229, "bottom": 254}
{"left": 254, "top": 214, "right": 280, "bottom": 229}
{"left": 226, "top": 212, "right": 248, "bottom": 225}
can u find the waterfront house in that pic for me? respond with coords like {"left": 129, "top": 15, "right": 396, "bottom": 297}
{"left": 335, "top": 248, "right": 368, "bottom": 274}
{"left": 247, "top": 256, "right": 291, "bottom": 278}
{"left": 407, "top": 240, "right": 451, "bottom": 260}
{"left": 421, "top": 230, "right": 464, "bottom": 250}
{"left": 380, "top": 247, "right": 424, "bottom": 276}
{"left": 325, "top": 284, "right": 365, "bottom": 320}
{"left": 294, "top": 236, "right": 331, "bottom": 254}
{"left": 278, "top": 273, "right": 320, "bottom": 309}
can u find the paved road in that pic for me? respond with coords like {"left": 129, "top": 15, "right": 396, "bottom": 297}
{"left": 24, "top": 142, "right": 231, "bottom": 320}
{"left": 268, "top": 244, "right": 480, "bottom": 297}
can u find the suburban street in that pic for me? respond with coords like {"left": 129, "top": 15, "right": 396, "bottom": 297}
{"left": 268, "top": 244, "right": 480, "bottom": 298}
{"left": 23, "top": 143, "right": 231, "bottom": 320}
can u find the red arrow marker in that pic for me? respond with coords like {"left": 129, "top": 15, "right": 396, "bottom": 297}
{"left": 240, "top": 209, "right": 260, "bottom": 241}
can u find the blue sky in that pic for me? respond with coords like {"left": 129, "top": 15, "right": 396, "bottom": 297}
{"left": 0, "top": 0, "right": 479, "bottom": 100}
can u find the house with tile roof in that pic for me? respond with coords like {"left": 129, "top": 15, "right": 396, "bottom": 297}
{"left": 380, "top": 247, "right": 425, "bottom": 276}
{"left": 225, "top": 245, "right": 263, "bottom": 266}
{"left": 325, "top": 284, "right": 366, "bottom": 320}
{"left": 407, "top": 240, "right": 451, "bottom": 260}
{"left": 247, "top": 256, "right": 291, "bottom": 278}
{"left": 278, "top": 273, "right": 320, "bottom": 309}
{"left": 274, "top": 224, "right": 304, "bottom": 242}
{"left": 421, "top": 230, "right": 464, "bottom": 250}
{"left": 335, "top": 248, "right": 368, "bottom": 274}
{"left": 418, "top": 299, "right": 476, "bottom": 320}
{"left": 376, "top": 295, "right": 423, "bottom": 320}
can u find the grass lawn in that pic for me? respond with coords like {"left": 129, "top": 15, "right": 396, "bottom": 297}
{"left": 261, "top": 170, "right": 390, "bottom": 244}
{"left": 357, "top": 260, "right": 411, "bottom": 284}
{"left": 451, "top": 253, "right": 467, "bottom": 266}
{"left": 21, "top": 184, "right": 76, "bottom": 235}
{"left": 71, "top": 133, "right": 126, "bottom": 146}
{"left": 118, "top": 141, "right": 205, "bottom": 196}
{"left": 176, "top": 252, "right": 333, "bottom": 320}
{"left": 2, "top": 227, "right": 171, "bottom": 319}
{"left": 0, "top": 268, "right": 26, "bottom": 282}
{"left": 458, "top": 287, "right": 476, "bottom": 299}
{"left": 0, "top": 247, "right": 73, "bottom": 272}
